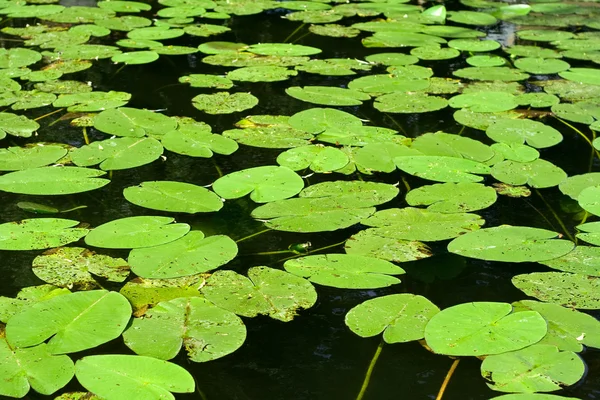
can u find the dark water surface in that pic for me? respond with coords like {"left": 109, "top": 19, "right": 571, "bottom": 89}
{"left": 1, "top": 2, "right": 599, "bottom": 399}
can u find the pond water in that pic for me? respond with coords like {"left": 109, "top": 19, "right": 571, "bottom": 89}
{"left": 0, "top": 0, "right": 600, "bottom": 399}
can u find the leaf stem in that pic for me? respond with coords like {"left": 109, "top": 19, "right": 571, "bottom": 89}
{"left": 276, "top": 240, "right": 346, "bottom": 263}
{"left": 553, "top": 116, "right": 600, "bottom": 158}
{"left": 212, "top": 158, "right": 223, "bottom": 178}
{"left": 292, "top": 32, "right": 312, "bottom": 44}
{"left": 355, "top": 338, "right": 385, "bottom": 400}
{"left": 34, "top": 108, "right": 64, "bottom": 121}
{"left": 401, "top": 176, "right": 411, "bottom": 192}
{"left": 235, "top": 228, "right": 272, "bottom": 243}
{"left": 534, "top": 189, "right": 575, "bottom": 242}
{"left": 524, "top": 199, "right": 557, "bottom": 232}
{"left": 82, "top": 127, "right": 90, "bottom": 145}
{"left": 435, "top": 358, "right": 460, "bottom": 400}
{"left": 284, "top": 23, "right": 305, "bottom": 43}
{"left": 60, "top": 205, "right": 88, "bottom": 213}
{"left": 246, "top": 249, "right": 293, "bottom": 256}
{"left": 384, "top": 113, "right": 406, "bottom": 135}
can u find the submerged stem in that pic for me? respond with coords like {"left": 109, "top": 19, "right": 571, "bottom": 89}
{"left": 401, "top": 176, "right": 411, "bottom": 192}
{"left": 355, "top": 339, "right": 385, "bottom": 400}
{"left": 212, "top": 158, "right": 223, "bottom": 178}
{"left": 283, "top": 23, "right": 305, "bottom": 43}
{"left": 524, "top": 199, "right": 557, "bottom": 232}
{"left": 276, "top": 240, "right": 347, "bottom": 263}
{"left": 34, "top": 108, "right": 64, "bottom": 121}
{"left": 235, "top": 228, "right": 272, "bottom": 243}
{"left": 535, "top": 189, "right": 575, "bottom": 242}
{"left": 384, "top": 113, "right": 406, "bottom": 135}
{"left": 435, "top": 358, "right": 460, "bottom": 400}
{"left": 553, "top": 116, "right": 600, "bottom": 159}
{"left": 82, "top": 127, "right": 90, "bottom": 145}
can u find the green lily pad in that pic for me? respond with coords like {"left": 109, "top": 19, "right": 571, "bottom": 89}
{"left": 94, "top": 107, "right": 177, "bottom": 138}
{"left": 406, "top": 182, "right": 497, "bottom": 213}
{"left": 284, "top": 254, "right": 404, "bottom": 289}
{"left": 0, "top": 218, "right": 88, "bottom": 251}
{"left": 191, "top": 92, "right": 258, "bottom": 114}
{"left": 227, "top": 66, "right": 297, "bottom": 82}
{"left": 348, "top": 74, "right": 430, "bottom": 95}
{"left": 128, "top": 231, "right": 236, "bottom": 278}
{"left": 577, "top": 222, "right": 600, "bottom": 246}
{"left": 453, "top": 67, "right": 530, "bottom": 81}
{"left": 559, "top": 173, "right": 600, "bottom": 200}
{"left": 0, "top": 90, "right": 57, "bottom": 110}
{"left": 481, "top": 344, "right": 585, "bottom": 392}
{"left": 0, "top": 145, "right": 66, "bottom": 171}
{"left": 448, "top": 226, "right": 574, "bottom": 262}
{"left": 449, "top": 92, "right": 518, "bottom": 112}
{"left": 506, "top": 45, "right": 562, "bottom": 59}
{"left": 514, "top": 58, "right": 570, "bottom": 74}
{"left": 96, "top": 15, "right": 153, "bottom": 31}
{"left": 491, "top": 159, "right": 567, "bottom": 188}
{"left": 85, "top": 216, "right": 190, "bottom": 249}
{"left": 124, "top": 181, "right": 223, "bottom": 213}
{"left": 184, "top": 24, "right": 230, "bottom": 37}
{"left": 70, "top": 137, "right": 163, "bottom": 171}
{"left": 578, "top": 186, "right": 600, "bottom": 216}
{"left": 0, "top": 113, "right": 39, "bottom": 139}
{"left": 319, "top": 127, "right": 405, "bottom": 148}
{"left": 32, "top": 247, "right": 128, "bottom": 290}
{"left": 491, "top": 143, "right": 539, "bottom": 163}
{"left": 515, "top": 93, "right": 560, "bottom": 108}
{"left": 0, "top": 47, "right": 42, "bottom": 68}
{"left": 123, "top": 297, "right": 245, "bottom": 362}
{"left": 247, "top": 43, "right": 321, "bottom": 56}
{"left": 512, "top": 272, "right": 600, "bottom": 309}
{"left": 127, "top": 26, "right": 184, "bottom": 40}
{"left": 486, "top": 119, "right": 562, "bottom": 149}
{"left": 52, "top": 44, "right": 122, "bottom": 60}
{"left": 453, "top": 109, "right": 522, "bottom": 130}
{"left": 365, "top": 52, "right": 419, "bottom": 66}
{"left": 288, "top": 107, "right": 362, "bottom": 134}
{"left": 0, "top": 166, "right": 109, "bottom": 195}
{"left": 276, "top": 145, "right": 349, "bottom": 173}
{"left": 447, "top": 10, "right": 497, "bottom": 25}
{"left": 351, "top": 142, "right": 418, "bottom": 173}
{"left": 111, "top": 50, "right": 159, "bottom": 65}
{"left": 0, "top": 285, "right": 70, "bottom": 324}
{"left": 466, "top": 55, "right": 507, "bottom": 67}
{"left": 179, "top": 73, "right": 233, "bottom": 89}
{"left": 345, "top": 229, "right": 432, "bottom": 262}
{"left": 424, "top": 302, "right": 547, "bottom": 356}
{"left": 197, "top": 41, "right": 247, "bottom": 54}
{"left": 375, "top": 92, "right": 448, "bottom": 113}
{"left": 363, "top": 207, "right": 484, "bottom": 241}
{"left": 309, "top": 24, "right": 360, "bottom": 38}
{"left": 411, "top": 46, "right": 460, "bottom": 60}
{"left": 213, "top": 166, "right": 303, "bottom": 203}
{"left": 448, "top": 39, "right": 500, "bottom": 52}
{"left": 0, "top": 340, "right": 74, "bottom": 397}
{"left": 75, "top": 355, "right": 194, "bottom": 399}
{"left": 286, "top": 86, "right": 370, "bottom": 106}
{"left": 34, "top": 80, "right": 93, "bottom": 94}
{"left": 411, "top": 132, "right": 495, "bottom": 163}
{"left": 162, "top": 121, "right": 238, "bottom": 156}
{"left": 202, "top": 266, "right": 317, "bottom": 321}
{"left": 53, "top": 91, "right": 131, "bottom": 112}
{"left": 512, "top": 300, "right": 600, "bottom": 351}
{"left": 395, "top": 156, "right": 491, "bottom": 183}
{"left": 559, "top": 68, "right": 600, "bottom": 86}
{"left": 6, "top": 290, "right": 131, "bottom": 353}
{"left": 223, "top": 126, "right": 311, "bottom": 149}
{"left": 345, "top": 294, "right": 439, "bottom": 343}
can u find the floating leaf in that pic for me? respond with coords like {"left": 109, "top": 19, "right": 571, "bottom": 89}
{"left": 6, "top": 290, "right": 131, "bottom": 353}
{"left": 123, "top": 297, "right": 245, "bottom": 362}
{"left": 247, "top": 43, "right": 321, "bottom": 56}
{"left": 578, "top": 186, "right": 600, "bottom": 217}
{"left": 0, "top": 145, "right": 66, "bottom": 171}
{"left": 202, "top": 266, "right": 317, "bottom": 321}
{"left": 453, "top": 67, "right": 530, "bottom": 81}
{"left": 449, "top": 91, "right": 518, "bottom": 112}
{"left": 223, "top": 126, "right": 312, "bottom": 148}
{"left": 512, "top": 272, "right": 600, "bottom": 309}
{"left": 375, "top": 92, "right": 448, "bottom": 113}
{"left": 276, "top": 145, "right": 349, "bottom": 173}
{"left": 514, "top": 58, "right": 570, "bottom": 75}
{"left": 486, "top": 119, "right": 563, "bottom": 149}
{"left": 227, "top": 66, "right": 297, "bottom": 82}
{"left": 162, "top": 122, "right": 238, "bottom": 157}
{"left": 448, "top": 226, "right": 574, "bottom": 262}
{"left": 124, "top": 181, "right": 223, "bottom": 213}
{"left": 94, "top": 107, "right": 177, "bottom": 138}
{"left": 85, "top": 216, "right": 190, "bottom": 249}
{"left": 128, "top": 231, "right": 236, "bottom": 278}
{"left": 559, "top": 173, "right": 600, "bottom": 200}
{"left": 212, "top": 166, "right": 304, "bottom": 203}
{"left": 345, "top": 229, "right": 431, "bottom": 262}
{"left": 75, "top": 355, "right": 194, "bottom": 399}
{"left": 0, "top": 340, "right": 74, "bottom": 397}
{"left": 70, "top": 137, "right": 163, "bottom": 171}
{"left": 345, "top": 294, "right": 439, "bottom": 343}
{"left": 410, "top": 131, "right": 495, "bottom": 163}
{"left": 395, "top": 156, "right": 490, "bottom": 183}
{"left": 0, "top": 166, "right": 109, "bottom": 195}
{"left": 192, "top": 92, "right": 258, "bottom": 114}
{"left": 491, "top": 159, "right": 567, "bottom": 188}
{"left": 406, "top": 182, "right": 497, "bottom": 213}
{"left": 424, "top": 302, "right": 547, "bottom": 356}
{"left": 513, "top": 300, "right": 600, "bottom": 352}
{"left": 0, "top": 218, "right": 88, "bottom": 251}
{"left": 559, "top": 68, "right": 600, "bottom": 86}
{"left": 285, "top": 86, "right": 370, "bottom": 106}
{"left": 53, "top": 91, "right": 131, "bottom": 112}
{"left": 284, "top": 254, "right": 404, "bottom": 289}
{"left": 363, "top": 207, "right": 483, "bottom": 241}
{"left": 32, "top": 247, "right": 129, "bottom": 289}
{"left": 481, "top": 345, "right": 585, "bottom": 392}
{"left": 288, "top": 107, "right": 362, "bottom": 134}
{"left": 119, "top": 276, "right": 203, "bottom": 315}
{"left": 0, "top": 113, "right": 38, "bottom": 139}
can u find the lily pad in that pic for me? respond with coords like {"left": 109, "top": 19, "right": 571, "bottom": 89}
{"left": 0, "top": 166, "right": 109, "bottom": 195}
{"left": 247, "top": 43, "right": 321, "bottom": 56}
{"left": 559, "top": 68, "right": 600, "bottom": 86}
{"left": 6, "top": 290, "right": 131, "bottom": 353}
{"left": 123, "top": 296, "right": 245, "bottom": 362}
{"left": 32, "top": 247, "right": 128, "bottom": 289}
{"left": 85, "top": 216, "right": 190, "bottom": 249}
{"left": 70, "top": 137, "right": 163, "bottom": 171}
{"left": 424, "top": 302, "right": 547, "bottom": 356}
{"left": 395, "top": 156, "right": 491, "bottom": 183}
{"left": 0, "top": 113, "right": 39, "bottom": 138}
{"left": 449, "top": 92, "right": 518, "bottom": 113}
{"left": 0, "top": 145, "right": 67, "bottom": 171}
{"left": 512, "top": 272, "right": 600, "bottom": 309}
{"left": 514, "top": 58, "right": 570, "bottom": 75}
{"left": 345, "top": 229, "right": 432, "bottom": 262}
{"left": 486, "top": 119, "right": 563, "bottom": 149}
{"left": 128, "top": 231, "right": 236, "bottom": 278}
{"left": 227, "top": 66, "right": 297, "bottom": 82}
{"left": 276, "top": 145, "right": 349, "bottom": 173}
{"left": 0, "top": 218, "right": 88, "bottom": 251}
{"left": 111, "top": 50, "right": 159, "bottom": 65}
{"left": 375, "top": 92, "right": 448, "bottom": 113}
{"left": 212, "top": 166, "right": 304, "bottom": 203}
{"left": 453, "top": 67, "right": 530, "bottom": 81}
{"left": 481, "top": 345, "right": 585, "bottom": 393}
{"left": 345, "top": 294, "right": 439, "bottom": 343}
{"left": 75, "top": 355, "right": 194, "bottom": 399}
{"left": 560, "top": 173, "right": 600, "bottom": 200}
{"left": 53, "top": 91, "right": 131, "bottom": 112}
{"left": 94, "top": 107, "right": 177, "bottom": 138}
{"left": 202, "top": 266, "right": 317, "bottom": 321}
{"left": 179, "top": 74, "right": 233, "bottom": 89}
{"left": 288, "top": 107, "right": 362, "bottom": 134}
{"left": 284, "top": 254, "right": 404, "bottom": 289}
{"left": 124, "top": 181, "right": 223, "bottom": 213}
{"left": 285, "top": 86, "right": 370, "bottom": 106}
{"left": 491, "top": 159, "right": 567, "bottom": 188}
{"left": 406, "top": 182, "right": 497, "bottom": 213}
{"left": 192, "top": 92, "right": 258, "bottom": 114}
